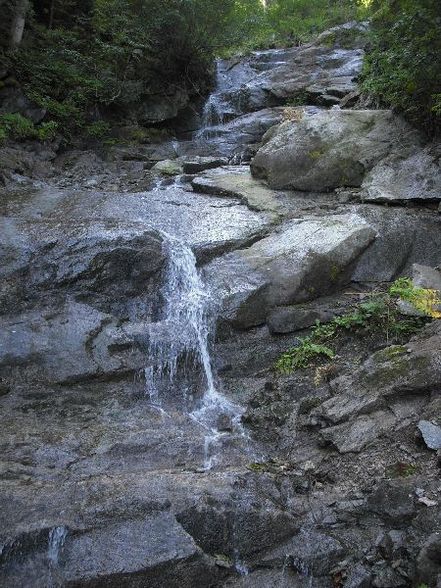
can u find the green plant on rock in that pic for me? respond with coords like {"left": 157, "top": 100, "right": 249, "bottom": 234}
{"left": 389, "top": 277, "right": 441, "bottom": 319}
{"left": 0, "top": 113, "right": 59, "bottom": 143}
{"left": 276, "top": 277, "right": 436, "bottom": 375}
{"left": 37, "top": 121, "right": 59, "bottom": 141}
{"left": 276, "top": 339, "right": 335, "bottom": 374}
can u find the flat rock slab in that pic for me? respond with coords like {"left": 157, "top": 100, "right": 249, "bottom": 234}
{"left": 0, "top": 513, "right": 220, "bottom": 588}
{"left": 0, "top": 183, "right": 273, "bottom": 270}
{"left": 321, "top": 411, "right": 396, "bottom": 454}
{"left": 206, "top": 213, "right": 376, "bottom": 328}
{"left": 192, "top": 166, "right": 282, "bottom": 214}
{"left": 251, "top": 109, "right": 421, "bottom": 191}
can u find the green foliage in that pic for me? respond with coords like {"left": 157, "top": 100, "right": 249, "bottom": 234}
{"left": 0, "top": 112, "right": 58, "bottom": 143}
{"left": 0, "top": 112, "right": 36, "bottom": 140}
{"left": 389, "top": 278, "right": 441, "bottom": 318}
{"left": 361, "top": 0, "right": 441, "bottom": 135}
{"left": 5, "top": 0, "right": 239, "bottom": 137}
{"left": 277, "top": 340, "right": 335, "bottom": 374}
{"left": 264, "top": 0, "right": 364, "bottom": 45}
{"left": 37, "top": 120, "right": 59, "bottom": 141}
{"left": 276, "top": 277, "right": 435, "bottom": 374}
{"left": 2, "top": 0, "right": 369, "bottom": 141}
{"left": 85, "top": 121, "right": 111, "bottom": 139}
{"left": 220, "top": 0, "right": 365, "bottom": 54}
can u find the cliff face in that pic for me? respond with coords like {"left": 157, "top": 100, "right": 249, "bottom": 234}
{"left": 1, "top": 22, "right": 441, "bottom": 588}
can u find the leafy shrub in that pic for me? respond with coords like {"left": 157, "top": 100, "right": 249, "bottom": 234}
{"left": 361, "top": 0, "right": 441, "bottom": 135}
{"left": 264, "top": 0, "right": 364, "bottom": 45}
{"left": 0, "top": 113, "right": 59, "bottom": 143}
{"left": 220, "top": 0, "right": 366, "bottom": 54}
{"left": 0, "top": 113, "right": 36, "bottom": 140}
{"left": 5, "top": 0, "right": 240, "bottom": 137}
{"left": 37, "top": 121, "right": 59, "bottom": 141}
{"left": 277, "top": 341, "right": 335, "bottom": 374}
{"left": 85, "top": 121, "right": 111, "bottom": 139}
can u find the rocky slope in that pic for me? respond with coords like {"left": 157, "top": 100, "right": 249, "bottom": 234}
{"left": 1, "top": 22, "right": 441, "bottom": 588}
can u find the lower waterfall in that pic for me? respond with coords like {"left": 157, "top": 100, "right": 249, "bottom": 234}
{"left": 145, "top": 232, "right": 252, "bottom": 470}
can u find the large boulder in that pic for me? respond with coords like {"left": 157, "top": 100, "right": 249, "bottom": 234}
{"left": 61, "top": 514, "right": 220, "bottom": 588}
{"left": 251, "top": 109, "right": 421, "bottom": 191}
{"left": 0, "top": 514, "right": 224, "bottom": 588}
{"left": 205, "top": 213, "right": 376, "bottom": 329}
{"left": 151, "top": 159, "right": 183, "bottom": 176}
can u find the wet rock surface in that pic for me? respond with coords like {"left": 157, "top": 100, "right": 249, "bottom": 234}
{"left": 2, "top": 21, "right": 441, "bottom": 588}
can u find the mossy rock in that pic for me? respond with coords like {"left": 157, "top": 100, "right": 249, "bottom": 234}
{"left": 151, "top": 159, "right": 182, "bottom": 176}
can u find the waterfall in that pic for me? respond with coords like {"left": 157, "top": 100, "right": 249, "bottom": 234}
{"left": 145, "top": 234, "right": 216, "bottom": 408}
{"left": 48, "top": 526, "right": 67, "bottom": 587}
{"left": 144, "top": 233, "right": 253, "bottom": 469}
{"left": 194, "top": 61, "right": 229, "bottom": 143}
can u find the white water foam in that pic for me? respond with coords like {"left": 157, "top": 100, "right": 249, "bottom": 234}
{"left": 144, "top": 233, "right": 253, "bottom": 470}
{"left": 48, "top": 526, "right": 67, "bottom": 587}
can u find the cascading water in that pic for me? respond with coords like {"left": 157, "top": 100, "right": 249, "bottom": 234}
{"left": 144, "top": 231, "right": 252, "bottom": 470}
{"left": 194, "top": 61, "right": 231, "bottom": 143}
{"left": 47, "top": 526, "right": 67, "bottom": 587}
{"left": 145, "top": 234, "right": 216, "bottom": 407}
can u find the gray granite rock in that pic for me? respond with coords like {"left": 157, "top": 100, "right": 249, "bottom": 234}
{"left": 418, "top": 420, "right": 441, "bottom": 450}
